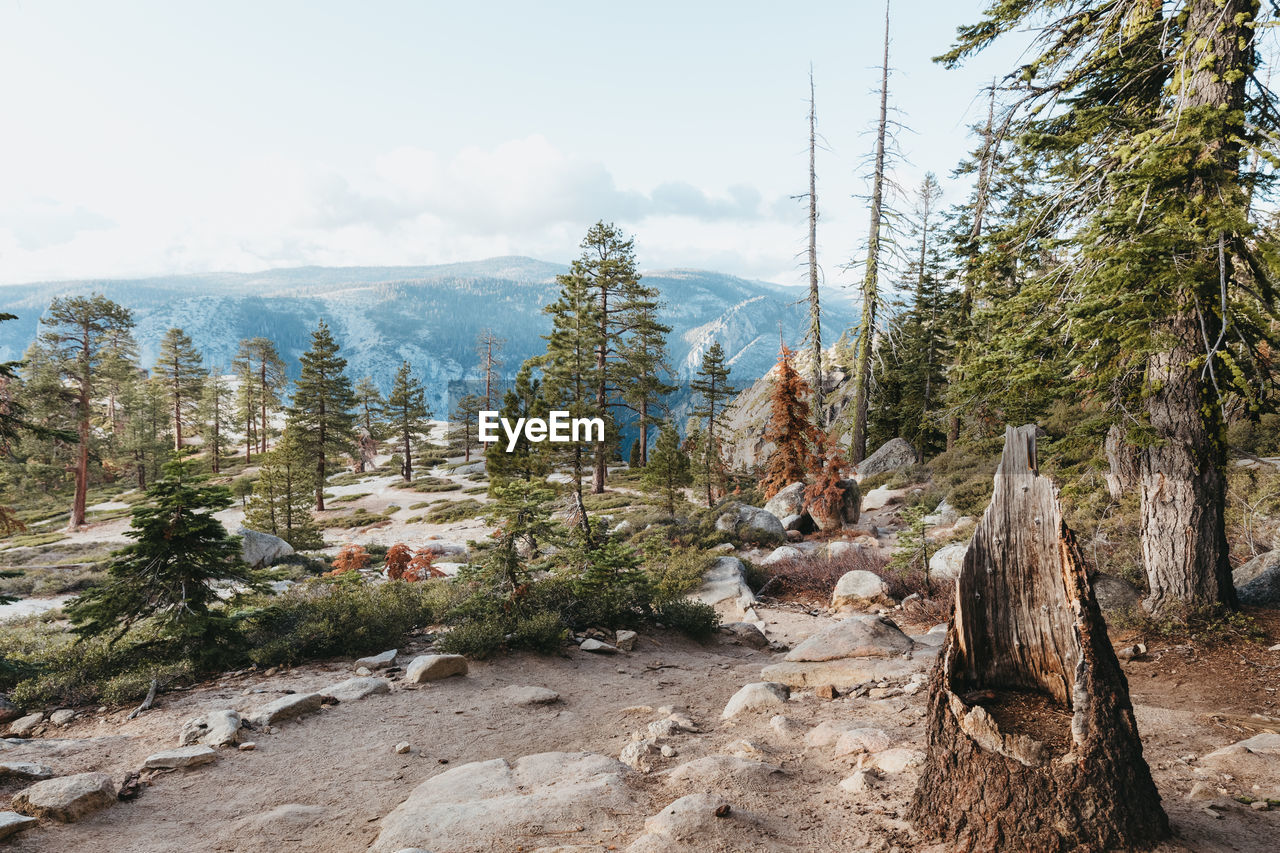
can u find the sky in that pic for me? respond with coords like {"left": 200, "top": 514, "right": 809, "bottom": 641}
{"left": 0, "top": 1, "right": 1030, "bottom": 291}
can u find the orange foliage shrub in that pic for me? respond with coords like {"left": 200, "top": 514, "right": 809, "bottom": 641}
{"left": 405, "top": 548, "right": 445, "bottom": 581}
{"left": 384, "top": 542, "right": 413, "bottom": 580}
{"left": 329, "top": 543, "right": 371, "bottom": 576}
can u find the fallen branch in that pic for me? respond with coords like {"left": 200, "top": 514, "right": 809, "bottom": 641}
{"left": 126, "top": 678, "right": 158, "bottom": 720}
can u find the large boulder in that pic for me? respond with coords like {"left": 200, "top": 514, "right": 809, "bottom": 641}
{"left": 1092, "top": 574, "right": 1142, "bottom": 613}
{"left": 236, "top": 526, "right": 294, "bottom": 568}
{"left": 369, "top": 752, "right": 633, "bottom": 853}
{"left": 1236, "top": 555, "right": 1280, "bottom": 607}
{"left": 760, "top": 545, "right": 803, "bottom": 566}
{"left": 928, "top": 542, "right": 968, "bottom": 581}
{"left": 245, "top": 693, "right": 323, "bottom": 727}
{"left": 12, "top": 773, "right": 116, "bottom": 822}
{"left": 861, "top": 485, "right": 907, "bottom": 513}
{"left": 691, "top": 557, "right": 757, "bottom": 621}
{"left": 763, "top": 483, "right": 806, "bottom": 520}
{"left": 831, "top": 570, "right": 890, "bottom": 610}
{"left": 809, "top": 479, "right": 861, "bottom": 530}
{"left": 857, "top": 438, "right": 917, "bottom": 479}
{"left": 179, "top": 709, "right": 242, "bottom": 748}
{"left": 721, "top": 682, "right": 790, "bottom": 718}
{"left": 405, "top": 654, "right": 468, "bottom": 683}
{"left": 762, "top": 614, "right": 928, "bottom": 689}
{"left": 713, "top": 502, "right": 785, "bottom": 545}
{"left": 785, "top": 615, "right": 914, "bottom": 662}
{"left": 1199, "top": 733, "right": 1280, "bottom": 786}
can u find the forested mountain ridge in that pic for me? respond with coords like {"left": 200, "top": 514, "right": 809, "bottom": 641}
{"left": 0, "top": 257, "right": 856, "bottom": 413}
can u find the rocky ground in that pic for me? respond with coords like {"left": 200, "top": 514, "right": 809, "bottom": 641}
{"left": 0, "top": 438, "right": 1278, "bottom": 850}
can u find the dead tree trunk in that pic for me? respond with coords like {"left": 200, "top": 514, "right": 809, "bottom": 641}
{"left": 909, "top": 424, "right": 1168, "bottom": 853}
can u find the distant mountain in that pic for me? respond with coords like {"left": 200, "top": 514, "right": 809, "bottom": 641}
{"left": 0, "top": 257, "right": 857, "bottom": 415}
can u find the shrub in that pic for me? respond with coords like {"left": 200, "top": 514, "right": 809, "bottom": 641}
{"left": 385, "top": 543, "right": 413, "bottom": 580}
{"left": 654, "top": 599, "right": 720, "bottom": 641}
{"left": 509, "top": 610, "right": 569, "bottom": 654}
{"left": 436, "top": 617, "right": 505, "bottom": 659}
{"left": 328, "top": 544, "right": 370, "bottom": 576}
{"left": 239, "top": 579, "right": 440, "bottom": 667}
{"left": 645, "top": 546, "right": 712, "bottom": 603}
{"left": 425, "top": 499, "right": 486, "bottom": 524}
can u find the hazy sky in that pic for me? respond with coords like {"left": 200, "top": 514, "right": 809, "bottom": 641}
{"left": 0, "top": 1, "right": 1028, "bottom": 290}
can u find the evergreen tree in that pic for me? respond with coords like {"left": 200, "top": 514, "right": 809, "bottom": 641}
{"left": 385, "top": 361, "right": 431, "bottom": 482}
{"left": 233, "top": 355, "right": 260, "bottom": 463}
{"left": 483, "top": 479, "right": 559, "bottom": 594}
{"left": 244, "top": 429, "right": 322, "bottom": 549}
{"left": 286, "top": 320, "right": 357, "bottom": 511}
{"left": 628, "top": 439, "right": 642, "bottom": 469}
{"left": 155, "top": 327, "right": 207, "bottom": 453}
{"left": 643, "top": 421, "right": 692, "bottom": 517}
{"left": 761, "top": 345, "right": 820, "bottom": 498}
{"left": 619, "top": 285, "right": 674, "bottom": 467}
{"left": 39, "top": 295, "right": 134, "bottom": 528}
{"left": 197, "top": 371, "right": 235, "bottom": 474}
{"left": 118, "top": 376, "right": 171, "bottom": 489}
{"left": 691, "top": 341, "right": 737, "bottom": 506}
{"left": 475, "top": 328, "right": 506, "bottom": 411}
{"left": 353, "top": 375, "right": 384, "bottom": 439}
{"left": 67, "top": 459, "right": 254, "bottom": 648}
{"left": 485, "top": 360, "right": 549, "bottom": 486}
{"left": 450, "top": 392, "right": 485, "bottom": 462}
{"left": 232, "top": 338, "right": 287, "bottom": 457}
{"left": 941, "top": 0, "right": 1272, "bottom": 615}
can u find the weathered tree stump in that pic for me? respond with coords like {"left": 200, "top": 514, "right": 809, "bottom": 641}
{"left": 909, "top": 425, "right": 1168, "bottom": 852}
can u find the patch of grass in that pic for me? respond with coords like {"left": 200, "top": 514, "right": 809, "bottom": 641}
{"left": 582, "top": 492, "right": 635, "bottom": 512}
{"left": 462, "top": 485, "right": 488, "bottom": 495}
{"left": 425, "top": 499, "right": 487, "bottom": 524}
{"left": 1108, "top": 602, "right": 1265, "bottom": 646}
{"left": 1, "top": 532, "right": 68, "bottom": 550}
{"left": 331, "top": 492, "right": 371, "bottom": 504}
{"left": 0, "top": 567, "right": 106, "bottom": 597}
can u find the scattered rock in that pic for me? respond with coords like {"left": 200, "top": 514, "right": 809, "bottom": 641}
{"left": 1237, "top": 559, "right": 1280, "bottom": 607}
{"left": 665, "top": 755, "right": 784, "bottom": 793}
{"left": 238, "top": 742, "right": 256, "bottom": 751}
{"left": 831, "top": 570, "right": 891, "bottom": 610}
{"left": 404, "top": 654, "right": 468, "bottom": 683}
{"left": 760, "top": 545, "right": 803, "bottom": 566}
{"left": 721, "top": 682, "right": 790, "bottom": 719}
{"left": 858, "top": 438, "right": 917, "bottom": 479}
{"left": 785, "top": 614, "right": 914, "bottom": 662}
{"left": 868, "top": 747, "right": 925, "bottom": 774}
{"left": 763, "top": 482, "right": 807, "bottom": 520}
{"left": 369, "top": 752, "right": 634, "bottom": 853}
{"left": 246, "top": 693, "right": 323, "bottom": 728}
{"left": 725, "top": 739, "right": 771, "bottom": 761}
{"left": 320, "top": 676, "right": 392, "bottom": 703}
{"left": 0, "top": 763, "right": 53, "bottom": 780}
{"left": 815, "top": 684, "right": 838, "bottom": 701}
{"left": 143, "top": 745, "right": 218, "bottom": 770}
{"left": 48, "top": 709, "right": 76, "bottom": 727}
{"left": 355, "top": 649, "right": 398, "bottom": 670}
{"left": 1186, "top": 781, "right": 1222, "bottom": 801}
{"left": 1199, "top": 733, "right": 1280, "bottom": 784}
{"left": 627, "top": 793, "right": 783, "bottom": 853}
{"left": 12, "top": 772, "right": 116, "bottom": 822}
{"left": 579, "top": 638, "right": 619, "bottom": 654}
{"left": 809, "top": 479, "right": 861, "bottom": 530}
{"left": 1092, "top": 574, "right": 1143, "bottom": 612}
{"left": 621, "top": 739, "right": 663, "bottom": 772}
{"left": 0, "top": 696, "right": 21, "bottom": 725}
{"left": 839, "top": 769, "right": 878, "bottom": 794}
{"left": 860, "top": 485, "right": 906, "bottom": 513}
{"left": 769, "top": 715, "right": 807, "bottom": 740}
{"left": 394, "top": 742, "right": 411, "bottom": 755}
{"left": 691, "top": 556, "right": 758, "bottom": 620}
{"left": 720, "top": 622, "right": 769, "bottom": 649}
{"left": 927, "top": 543, "right": 967, "bottom": 581}
{"left": 615, "top": 630, "right": 638, "bottom": 652}
{"left": 495, "top": 685, "right": 560, "bottom": 706}
{"left": 7, "top": 712, "right": 43, "bottom": 738}
{"left": 180, "top": 710, "right": 242, "bottom": 748}
{"left": 834, "top": 728, "right": 894, "bottom": 756}
{"left": 0, "top": 812, "right": 37, "bottom": 840}
{"left": 236, "top": 526, "right": 295, "bottom": 568}
{"left": 922, "top": 500, "right": 958, "bottom": 527}
{"left": 1115, "top": 643, "right": 1148, "bottom": 661}
{"left": 712, "top": 502, "right": 786, "bottom": 545}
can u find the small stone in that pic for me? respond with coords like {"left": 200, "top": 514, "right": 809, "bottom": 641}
{"left": 615, "top": 630, "right": 638, "bottom": 652}
{"left": 714, "top": 803, "right": 732, "bottom": 818}
{"left": 355, "top": 649, "right": 398, "bottom": 670}
{"left": 1186, "top": 781, "right": 1219, "bottom": 801}
{"left": 355, "top": 666, "right": 373, "bottom": 677}
{"left": 721, "top": 682, "right": 790, "bottom": 719}
{"left": 769, "top": 715, "right": 807, "bottom": 739}
{"left": 496, "top": 685, "right": 560, "bottom": 706}
{"left": 394, "top": 742, "right": 411, "bottom": 754}
{"left": 579, "top": 638, "right": 618, "bottom": 654}
{"left": 246, "top": 693, "right": 323, "bottom": 727}
{"left": 839, "top": 769, "right": 878, "bottom": 794}
{"left": 404, "top": 654, "right": 468, "bottom": 683}
{"left": 816, "top": 684, "right": 838, "bottom": 700}
{"left": 238, "top": 742, "right": 256, "bottom": 751}
{"left": 620, "top": 739, "right": 662, "bottom": 772}
{"left": 0, "top": 763, "right": 53, "bottom": 780}
{"left": 143, "top": 745, "right": 218, "bottom": 770}
{"left": 0, "top": 812, "right": 37, "bottom": 840}
{"left": 1250, "top": 800, "right": 1270, "bottom": 811}
{"left": 7, "top": 713, "right": 43, "bottom": 738}
{"left": 660, "top": 744, "right": 677, "bottom": 758}
{"left": 49, "top": 709, "right": 76, "bottom": 727}
{"left": 319, "top": 676, "right": 392, "bottom": 703}
{"left": 179, "top": 710, "right": 242, "bottom": 748}
{"left": 1269, "top": 643, "right": 1280, "bottom": 652}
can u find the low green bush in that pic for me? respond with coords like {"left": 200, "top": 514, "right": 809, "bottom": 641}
{"left": 654, "top": 599, "right": 719, "bottom": 641}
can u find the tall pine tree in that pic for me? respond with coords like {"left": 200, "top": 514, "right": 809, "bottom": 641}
{"left": 286, "top": 321, "right": 357, "bottom": 511}
{"left": 385, "top": 361, "right": 431, "bottom": 482}
{"left": 691, "top": 341, "right": 737, "bottom": 506}
{"left": 155, "top": 327, "right": 207, "bottom": 453}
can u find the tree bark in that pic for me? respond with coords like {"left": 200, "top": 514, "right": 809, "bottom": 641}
{"left": 1103, "top": 424, "right": 1139, "bottom": 501}
{"left": 910, "top": 425, "right": 1168, "bottom": 853}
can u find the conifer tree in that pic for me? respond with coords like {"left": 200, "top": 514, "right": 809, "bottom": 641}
{"left": 244, "top": 429, "right": 322, "bottom": 549}
{"left": 353, "top": 376, "right": 384, "bottom": 439}
{"left": 475, "top": 328, "right": 506, "bottom": 411}
{"left": 619, "top": 285, "right": 674, "bottom": 467}
{"left": 450, "top": 392, "right": 485, "bottom": 462}
{"left": 155, "top": 327, "right": 207, "bottom": 453}
{"left": 197, "top": 371, "right": 234, "bottom": 474}
{"left": 286, "top": 320, "right": 357, "bottom": 511}
{"left": 232, "top": 338, "right": 287, "bottom": 457}
{"left": 233, "top": 356, "right": 260, "bottom": 463}
{"left": 642, "top": 421, "right": 691, "bottom": 517}
{"left": 67, "top": 459, "right": 254, "bottom": 647}
{"left": 119, "top": 376, "right": 171, "bottom": 489}
{"left": 485, "top": 360, "right": 550, "bottom": 486}
{"left": 385, "top": 361, "right": 431, "bottom": 482}
{"left": 940, "top": 0, "right": 1273, "bottom": 616}
{"left": 39, "top": 295, "right": 134, "bottom": 529}
{"left": 691, "top": 341, "right": 737, "bottom": 506}
{"left": 761, "top": 345, "right": 820, "bottom": 498}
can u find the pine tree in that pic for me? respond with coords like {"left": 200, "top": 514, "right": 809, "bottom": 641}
{"left": 39, "top": 295, "right": 134, "bottom": 528}
{"left": 485, "top": 360, "right": 550, "bottom": 486}
{"left": 450, "top": 392, "right": 485, "bottom": 462}
{"left": 155, "top": 327, "right": 207, "bottom": 453}
{"left": 691, "top": 341, "right": 737, "bottom": 506}
{"left": 385, "top": 361, "right": 431, "bottom": 482}
{"left": 484, "top": 479, "right": 559, "bottom": 594}
{"left": 642, "top": 421, "right": 691, "bottom": 517}
{"left": 939, "top": 0, "right": 1271, "bottom": 616}
{"left": 619, "top": 283, "right": 674, "bottom": 467}
{"left": 244, "top": 429, "right": 322, "bottom": 549}
{"left": 353, "top": 376, "right": 384, "bottom": 439}
{"left": 475, "top": 328, "right": 506, "bottom": 411}
{"left": 232, "top": 338, "right": 287, "bottom": 457}
{"left": 197, "top": 371, "right": 235, "bottom": 474}
{"left": 67, "top": 459, "right": 254, "bottom": 648}
{"left": 286, "top": 321, "right": 357, "bottom": 511}
{"left": 761, "top": 345, "right": 820, "bottom": 498}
